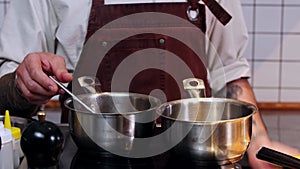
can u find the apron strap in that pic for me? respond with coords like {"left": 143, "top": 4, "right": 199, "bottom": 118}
{"left": 188, "top": 0, "right": 231, "bottom": 26}
{"left": 86, "top": 0, "right": 102, "bottom": 42}
{"left": 202, "top": 0, "right": 232, "bottom": 25}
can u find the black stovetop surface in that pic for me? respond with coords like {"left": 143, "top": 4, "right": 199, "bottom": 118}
{"left": 19, "top": 124, "right": 251, "bottom": 169}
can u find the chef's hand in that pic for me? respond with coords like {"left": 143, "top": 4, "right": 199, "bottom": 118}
{"left": 247, "top": 132, "right": 300, "bottom": 169}
{"left": 15, "top": 52, "right": 72, "bottom": 105}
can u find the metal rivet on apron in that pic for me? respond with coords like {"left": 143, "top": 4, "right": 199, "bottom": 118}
{"left": 102, "top": 41, "right": 107, "bottom": 47}
{"left": 186, "top": 5, "right": 199, "bottom": 21}
{"left": 159, "top": 38, "right": 165, "bottom": 44}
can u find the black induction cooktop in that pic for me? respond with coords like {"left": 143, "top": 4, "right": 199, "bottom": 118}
{"left": 18, "top": 124, "right": 251, "bottom": 169}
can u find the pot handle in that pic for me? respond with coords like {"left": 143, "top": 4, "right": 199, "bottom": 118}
{"left": 182, "top": 78, "right": 206, "bottom": 98}
{"left": 256, "top": 146, "right": 300, "bottom": 169}
{"left": 77, "top": 76, "right": 101, "bottom": 93}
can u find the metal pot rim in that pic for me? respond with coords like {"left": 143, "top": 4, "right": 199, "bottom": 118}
{"left": 158, "top": 97, "right": 257, "bottom": 124}
{"left": 64, "top": 92, "right": 161, "bottom": 115}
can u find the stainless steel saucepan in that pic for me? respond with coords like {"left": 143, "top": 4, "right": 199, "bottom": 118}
{"left": 64, "top": 92, "right": 161, "bottom": 157}
{"left": 158, "top": 97, "right": 257, "bottom": 166}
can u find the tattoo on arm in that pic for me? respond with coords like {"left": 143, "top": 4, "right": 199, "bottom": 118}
{"left": 226, "top": 84, "right": 242, "bottom": 99}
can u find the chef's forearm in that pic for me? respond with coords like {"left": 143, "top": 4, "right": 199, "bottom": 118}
{"left": 0, "top": 72, "right": 39, "bottom": 118}
{"left": 226, "top": 78, "right": 269, "bottom": 139}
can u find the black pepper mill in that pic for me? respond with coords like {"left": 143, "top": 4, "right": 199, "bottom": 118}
{"left": 21, "top": 112, "right": 64, "bottom": 169}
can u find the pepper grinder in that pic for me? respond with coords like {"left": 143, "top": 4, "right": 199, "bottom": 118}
{"left": 21, "top": 112, "right": 64, "bottom": 169}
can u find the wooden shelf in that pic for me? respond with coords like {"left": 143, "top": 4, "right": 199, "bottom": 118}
{"left": 257, "top": 102, "right": 300, "bottom": 111}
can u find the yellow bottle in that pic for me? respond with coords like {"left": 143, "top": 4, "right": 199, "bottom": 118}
{"left": 4, "top": 110, "right": 22, "bottom": 169}
{"left": 0, "top": 119, "right": 13, "bottom": 169}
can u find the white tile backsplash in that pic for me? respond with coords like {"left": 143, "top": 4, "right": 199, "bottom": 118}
{"left": 283, "top": 6, "right": 300, "bottom": 33}
{"left": 279, "top": 112, "right": 300, "bottom": 130}
{"left": 284, "top": 0, "right": 300, "bottom": 5}
{"left": 256, "top": 0, "right": 282, "bottom": 5}
{"left": 255, "top": 6, "right": 282, "bottom": 32}
{"left": 262, "top": 111, "right": 280, "bottom": 128}
{"left": 280, "top": 89, "right": 300, "bottom": 102}
{"left": 279, "top": 129, "right": 300, "bottom": 150}
{"left": 253, "top": 88, "right": 279, "bottom": 102}
{"left": 247, "top": 2, "right": 300, "bottom": 103}
{"left": 241, "top": 0, "right": 254, "bottom": 5}
{"left": 244, "top": 34, "right": 253, "bottom": 61}
{"left": 282, "top": 35, "right": 300, "bottom": 61}
{"left": 281, "top": 62, "right": 300, "bottom": 88}
{"left": 242, "top": 6, "right": 254, "bottom": 32}
{"left": 254, "top": 34, "right": 281, "bottom": 60}
{"left": 260, "top": 110, "right": 300, "bottom": 151}
{"left": 253, "top": 61, "right": 280, "bottom": 87}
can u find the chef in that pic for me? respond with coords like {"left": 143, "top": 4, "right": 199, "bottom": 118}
{"left": 0, "top": 0, "right": 298, "bottom": 168}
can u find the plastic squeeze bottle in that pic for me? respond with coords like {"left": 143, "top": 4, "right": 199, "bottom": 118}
{"left": 0, "top": 121, "right": 14, "bottom": 169}
{"left": 4, "top": 110, "right": 22, "bottom": 169}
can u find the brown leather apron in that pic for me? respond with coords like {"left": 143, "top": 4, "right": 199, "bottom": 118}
{"left": 60, "top": 0, "right": 231, "bottom": 122}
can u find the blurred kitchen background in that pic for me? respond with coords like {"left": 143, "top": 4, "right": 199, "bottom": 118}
{"left": 1, "top": 0, "right": 300, "bottom": 149}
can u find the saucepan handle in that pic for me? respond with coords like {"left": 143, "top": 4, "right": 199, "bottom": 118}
{"left": 256, "top": 146, "right": 300, "bottom": 169}
{"left": 182, "top": 78, "right": 206, "bottom": 98}
{"left": 77, "top": 76, "right": 101, "bottom": 94}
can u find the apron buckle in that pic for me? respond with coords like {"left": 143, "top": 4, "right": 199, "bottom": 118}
{"left": 186, "top": 5, "right": 199, "bottom": 21}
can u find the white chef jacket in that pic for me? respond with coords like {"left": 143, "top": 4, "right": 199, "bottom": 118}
{"left": 0, "top": 0, "right": 250, "bottom": 93}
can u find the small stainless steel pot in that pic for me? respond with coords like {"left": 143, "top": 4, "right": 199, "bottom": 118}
{"left": 64, "top": 92, "right": 161, "bottom": 157}
{"left": 157, "top": 98, "right": 257, "bottom": 166}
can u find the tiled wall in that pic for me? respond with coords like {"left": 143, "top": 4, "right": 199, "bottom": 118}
{"left": 241, "top": 0, "right": 300, "bottom": 102}
{"left": 262, "top": 110, "right": 300, "bottom": 151}
{"left": 1, "top": 0, "right": 300, "bottom": 102}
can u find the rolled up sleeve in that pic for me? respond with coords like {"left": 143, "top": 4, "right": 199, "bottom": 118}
{"left": 206, "top": 0, "right": 250, "bottom": 94}
{"left": 0, "top": 0, "right": 57, "bottom": 77}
